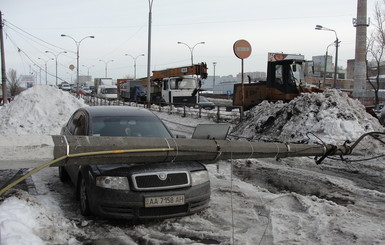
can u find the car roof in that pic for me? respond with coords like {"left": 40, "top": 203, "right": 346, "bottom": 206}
{"left": 80, "top": 106, "right": 157, "bottom": 118}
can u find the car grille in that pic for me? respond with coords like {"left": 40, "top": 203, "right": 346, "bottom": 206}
{"left": 132, "top": 171, "right": 190, "bottom": 191}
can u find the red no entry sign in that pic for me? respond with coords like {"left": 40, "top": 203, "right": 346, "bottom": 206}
{"left": 233, "top": 39, "right": 252, "bottom": 59}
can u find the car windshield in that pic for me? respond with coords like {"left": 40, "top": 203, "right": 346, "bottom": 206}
{"left": 91, "top": 116, "right": 172, "bottom": 138}
{"left": 170, "top": 78, "right": 196, "bottom": 90}
{"left": 104, "top": 88, "right": 117, "bottom": 94}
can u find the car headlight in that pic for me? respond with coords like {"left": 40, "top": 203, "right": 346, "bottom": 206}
{"left": 95, "top": 176, "right": 130, "bottom": 190}
{"left": 191, "top": 170, "right": 210, "bottom": 186}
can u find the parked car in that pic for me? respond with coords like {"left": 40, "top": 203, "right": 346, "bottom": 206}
{"left": 60, "top": 106, "right": 210, "bottom": 219}
{"left": 197, "top": 96, "right": 215, "bottom": 110}
{"left": 80, "top": 86, "right": 92, "bottom": 95}
{"left": 61, "top": 84, "right": 71, "bottom": 91}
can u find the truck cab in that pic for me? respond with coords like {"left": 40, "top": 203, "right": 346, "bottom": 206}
{"left": 97, "top": 85, "right": 118, "bottom": 100}
{"left": 161, "top": 76, "right": 199, "bottom": 105}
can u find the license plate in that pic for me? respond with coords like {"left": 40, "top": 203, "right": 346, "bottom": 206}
{"left": 144, "top": 195, "right": 185, "bottom": 207}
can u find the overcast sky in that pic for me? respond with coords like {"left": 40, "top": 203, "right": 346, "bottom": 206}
{"left": 1, "top": 0, "right": 378, "bottom": 84}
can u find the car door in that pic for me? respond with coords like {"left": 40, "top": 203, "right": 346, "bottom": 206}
{"left": 65, "top": 110, "right": 88, "bottom": 183}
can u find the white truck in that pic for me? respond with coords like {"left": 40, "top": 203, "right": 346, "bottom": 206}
{"left": 94, "top": 78, "right": 117, "bottom": 100}
{"left": 150, "top": 63, "right": 208, "bottom": 105}
{"left": 97, "top": 85, "right": 118, "bottom": 100}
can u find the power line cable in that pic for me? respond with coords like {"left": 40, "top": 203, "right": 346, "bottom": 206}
{"left": 4, "top": 28, "right": 72, "bottom": 83}
{"left": 4, "top": 20, "right": 69, "bottom": 52}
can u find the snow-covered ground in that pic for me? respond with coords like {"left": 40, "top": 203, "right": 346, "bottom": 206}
{"left": 0, "top": 85, "right": 385, "bottom": 244}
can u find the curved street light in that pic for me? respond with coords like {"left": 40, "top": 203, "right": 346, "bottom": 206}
{"left": 38, "top": 57, "right": 54, "bottom": 85}
{"left": 82, "top": 65, "right": 94, "bottom": 76}
{"left": 315, "top": 25, "right": 339, "bottom": 88}
{"left": 61, "top": 34, "right": 94, "bottom": 94}
{"left": 322, "top": 42, "right": 335, "bottom": 88}
{"left": 125, "top": 54, "right": 144, "bottom": 79}
{"left": 177, "top": 41, "right": 205, "bottom": 65}
{"left": 45, "top": 50, "right": 67, "bottom": 86}
{"left": 33, "top": 64, "right": 42, "bottom": 84}
{"left": 99, "top": 59, "right": 114, "bottom": 78}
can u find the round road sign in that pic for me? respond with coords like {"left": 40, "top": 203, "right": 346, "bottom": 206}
{"left": 233, "top": 39, "right": 252, "bottom": 59}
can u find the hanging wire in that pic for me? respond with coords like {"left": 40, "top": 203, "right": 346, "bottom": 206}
{"left": 4, "top": 20, "right": 69, "bottom": 52}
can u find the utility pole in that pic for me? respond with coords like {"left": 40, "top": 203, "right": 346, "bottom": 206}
{"left": 213, "top": 62, "right": 217, "bottom": 89}
{"left": 146, "top": 0, "right": 154, "bottom": 107}
{"left": 0, "top": 135, "right": 352, "bottom": 169}
{"left": 0, "top": 11, "right": 7, "bottom": 104}
{"left": 353, "top": 0, "right": 369, "bottom": 95}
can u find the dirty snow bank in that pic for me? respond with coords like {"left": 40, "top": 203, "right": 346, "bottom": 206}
{"left": 0, "top": 85, "right": 87, "bottom": 135}
{"left": 233, "top": 89, "right": 383, "bottom": 144}
{"left": 0, "top": 191, "right": 84, "bottom": 245}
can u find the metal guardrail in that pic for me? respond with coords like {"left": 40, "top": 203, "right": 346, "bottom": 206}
{"left": 81, "top": 94, "right": 243, "bottom": 123}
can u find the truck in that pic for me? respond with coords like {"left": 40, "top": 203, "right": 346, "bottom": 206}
{"left": 151, "top": 63, "right": 208, "bottom": 105}
{"left": 119, "top": 63, "right": 208, "bottom": 105}
{"left": 94, "top": 78, "right": 117, "bottom": 100}
{"left": 94, "top": 78, "right": 113, "bottom": 94}
{"left": 97, "top": 85, "right": 118, "bottom": 100}
{"left": 232, "top": 52, "right": 322, "bottom": 110}
{"left": 118, "top": 79, "right": 147, "bottom": 102}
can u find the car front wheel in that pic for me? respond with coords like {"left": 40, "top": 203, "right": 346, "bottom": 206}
{"left": 79, "top": 176, "right": 91, "bottom": 216}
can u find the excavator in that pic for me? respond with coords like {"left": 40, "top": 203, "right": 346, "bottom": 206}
{"left": 233, "top": 52, "right": 323, "bottom": 110}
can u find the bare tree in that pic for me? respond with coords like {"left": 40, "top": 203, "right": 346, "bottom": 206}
{"left": 7, "top": 68, "right": 23, "bottom": 96}
{"left": 366, "top": 0, "right": 385, "bottom": 106}
{"left": 367, "top": 0, "right": 385, "bottom": 107}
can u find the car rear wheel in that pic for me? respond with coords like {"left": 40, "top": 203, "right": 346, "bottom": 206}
{"left": 79, "top": 176, "right": 91, "bottom": 216}
{"left": 59, "top": 167, "right": 70, "bottom": 182}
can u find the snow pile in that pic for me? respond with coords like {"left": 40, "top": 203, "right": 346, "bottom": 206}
{"left": 233, "top": 89, "right": 384, "bottom": 144}
{"left": 0, "top": 85, "right": 87, "bottom": 135}
{"left": 0, "top": 191, "right": 84, "bottom": 245}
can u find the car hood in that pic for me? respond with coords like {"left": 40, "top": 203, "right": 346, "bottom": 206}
{"left": 94, "top": 162, "right": 206, "bottom": 176}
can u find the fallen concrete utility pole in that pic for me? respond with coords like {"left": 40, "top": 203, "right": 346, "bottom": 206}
{"left": 0, "top": 135, "right": 351, "bottom": 170}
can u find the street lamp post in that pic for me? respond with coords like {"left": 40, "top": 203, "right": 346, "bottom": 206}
{"left": 33, "top": 64, "right": 42, "bottom": 84}
{"left": 146, "top": 0, "right": 154, "bottom": 106}
{"left": 38, "top": 57, "right": 54, "bottom": 85}
{"left": 125, "top": 54, "right": 145, "bottom": 79}
{"left": 61, "top": 34, "right": 94, "bottom": 94}
{"left": 315, "top": 25, "right": 340, "bottom": 88}
{"left": 99, "top": 59, "right": 114, "bottom": 78}
{"left": 45, "top": 50, "right": 67, "bottom": 86}
{"left": 213, "top": 62, "right": 217, "bottom": 89}
{"left": 82, "top": 65, "right": 94, "bottom": 76}
{"left": 177, "top": 41, "right": 205, "bottom": 65}
{"left": 322, "top": 42, "right": 335, "bottom": 88}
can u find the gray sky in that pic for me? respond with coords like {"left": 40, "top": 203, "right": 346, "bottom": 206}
{"left": 1, "top": 0, "right": 377, "bottom": 84}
